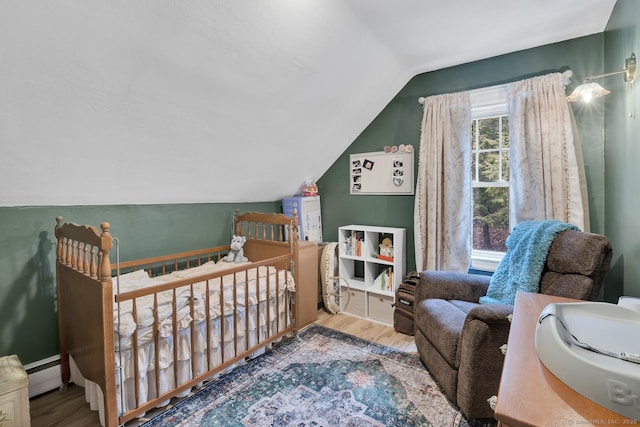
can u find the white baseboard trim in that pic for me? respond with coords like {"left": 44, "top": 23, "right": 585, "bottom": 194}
{"left": 24, "top": 355, "right": 62, "bottom": 398}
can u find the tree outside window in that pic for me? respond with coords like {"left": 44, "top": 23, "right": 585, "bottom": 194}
{"left": 471, "top": 115, "right": 510, "bottom": 253}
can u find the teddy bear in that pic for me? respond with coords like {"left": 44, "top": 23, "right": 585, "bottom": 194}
{"left": 224, "top": 235, "right": 248, "bottom": 263}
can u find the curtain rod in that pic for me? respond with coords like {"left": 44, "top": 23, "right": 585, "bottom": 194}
{"left": 417, "top": 69, "right": 574, "bottom": 104}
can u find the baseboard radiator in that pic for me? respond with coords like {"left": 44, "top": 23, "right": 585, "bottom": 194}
{"left": 23, "top": 355, "right": 62, "bottom": 398}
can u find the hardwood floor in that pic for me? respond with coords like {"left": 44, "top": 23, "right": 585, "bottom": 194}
{"left": 315, "top": 310, "right": 417, "bottom": 354}
{"left": 30, "top": 310, "right": 416, "bottom": 426}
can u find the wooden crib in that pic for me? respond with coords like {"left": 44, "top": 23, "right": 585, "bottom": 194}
{"left": 55, "top": 210, "right": 300, "bottom": 427}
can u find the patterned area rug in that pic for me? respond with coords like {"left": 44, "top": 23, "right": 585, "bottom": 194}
{"left": 141, "top": 324, "right": 477, "bottom": 427}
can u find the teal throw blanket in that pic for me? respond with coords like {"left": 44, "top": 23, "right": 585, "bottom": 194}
{"left": 479, "top": 220, "right": 579, "bottom": 305}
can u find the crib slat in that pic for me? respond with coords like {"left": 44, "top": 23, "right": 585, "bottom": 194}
{"left": 71, "top": 241, "right": 78, "bottom": 269}
{"left": 76, "top": 242, "right": 84, "bottom": 273}
{"left": 189, "top": 284, "right": 196, "bottom": 379}
{"left": 57, "top": 237, "right": 63, "bottom": 263}
{"left": 153, "top": 293, "right": 160, "bottom": 402}
{"left": 65, "top": 238, "right": 72, "bottom": 266}
{"left": 90, "top": 247, "right": 97, "bottom": 279}
{"left": 265, "top": 268, "right": 271, "bottom": 338}
{"left": 82, "top": 244, "right": 90, "bottom": 274}
{"left": 172, "top": 289, "right": 179, "bottom": 389}
{"left": 252, "top": 267, "right": 258, "bottom": 347}
{"left": 205, "top": 280, "right": 212, "bottom": 372}
{"left": 132, "top": 300, "right": 140, "bottom": 408}
{"left": 233, "top": 273, "right": 238, "bottom": 358}
{"left": 284, "top": 271, "right": 289, "bottom": 330}
{"left": 219, "top": 277, "right": 225, "bottom": 364}
{"left": 245, "top": 269, "right": 250, "bottom": 350}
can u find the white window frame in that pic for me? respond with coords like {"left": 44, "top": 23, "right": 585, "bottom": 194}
{"left": 469, "top": 86, "right": 509, "bottom": 272}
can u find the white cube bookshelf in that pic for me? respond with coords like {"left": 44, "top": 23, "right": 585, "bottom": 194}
{"left": 338, "top": 225, "right": 405, "bottom": 325}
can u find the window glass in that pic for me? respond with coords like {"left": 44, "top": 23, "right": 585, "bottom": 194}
{"left": 471, "top": 113, "right": 509, "bottom": 265}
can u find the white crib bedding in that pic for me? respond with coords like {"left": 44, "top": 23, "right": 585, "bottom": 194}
{"left": 113, "top": 261, "right": 295, "bottom": 342}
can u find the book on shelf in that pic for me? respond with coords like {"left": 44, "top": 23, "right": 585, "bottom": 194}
{"left": 374, "top": 267, "right": 393, "bottom": 292}
{"left": 345, "top": 231, "right": 363, "bottom": 256}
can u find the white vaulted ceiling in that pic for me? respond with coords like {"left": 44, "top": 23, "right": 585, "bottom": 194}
{"left": 0, "top": 0, "right": 617, "bottom": 206}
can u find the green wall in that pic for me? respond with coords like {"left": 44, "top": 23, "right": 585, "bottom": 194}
{"left": 603, "top": 0, "right": 640, "bottom": 300}
{"left": 318, "top": 34, "right": 607, "bottom": 278}
{"left": 0, "top": 202, "right": 279, "bottom": 364}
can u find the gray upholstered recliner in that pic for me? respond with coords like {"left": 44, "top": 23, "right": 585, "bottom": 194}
{"left": 414, "top": 229, "right": 613, "bottom": 420}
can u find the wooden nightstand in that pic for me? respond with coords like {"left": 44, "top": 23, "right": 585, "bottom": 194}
{"left": 0, "top": 355, "right": 30, "bottom": 427}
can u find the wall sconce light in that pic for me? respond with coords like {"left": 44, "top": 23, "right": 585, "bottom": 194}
{"left": 567, "top": 53, "right": 636, "bottom": 103}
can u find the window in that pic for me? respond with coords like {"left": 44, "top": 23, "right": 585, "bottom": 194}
{"left": 470, "top": 87, "right": 509, "bottom": 271}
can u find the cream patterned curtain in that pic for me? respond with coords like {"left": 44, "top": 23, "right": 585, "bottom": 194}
{"left": 414, "top": 92, "right": 472, "bottom": 272}
{"left": 507, "top": 73, "right": 588, "bottom": 231}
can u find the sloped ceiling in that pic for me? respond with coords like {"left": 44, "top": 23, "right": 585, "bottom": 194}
{"left": 0, "top": 0, "right": 616, "bottom": 206}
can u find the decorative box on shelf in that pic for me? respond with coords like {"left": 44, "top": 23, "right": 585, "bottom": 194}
{"left": 337, "top": 225, "right": 405, "bottom": 325}
{"left": 0, "top": 355, "right": 30, "bottom": 427}
{"left": 378, "top": 236, "right": 394, "bottom": 259}
{"left": 282, "top": 196, "right": 323, "bottom": 243}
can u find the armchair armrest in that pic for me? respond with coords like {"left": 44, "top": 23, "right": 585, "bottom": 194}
{"left": 465, "top": 303, "right": 514, "bottom": 324}
{"left": 456, "top": 303, "right": 514, "bottom": 417}
{"left": 416, "top": 270, "right": 491, "bottom": 303}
